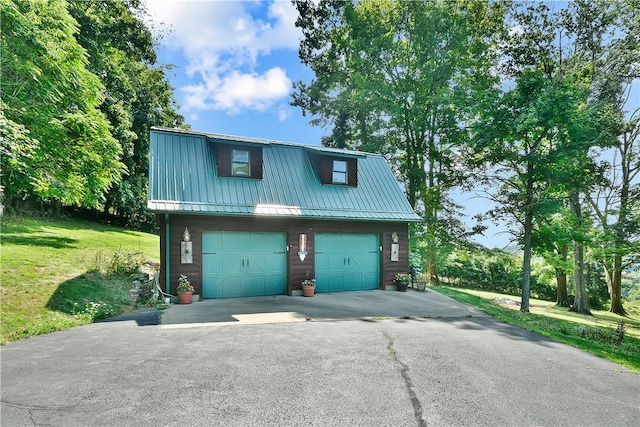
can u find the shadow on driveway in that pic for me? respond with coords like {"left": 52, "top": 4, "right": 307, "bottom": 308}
{"left": 159, "top": 288, "right": 481, "bottom": 327}
{"left": 99, "top": 289, "right": 560, "bottom": 350}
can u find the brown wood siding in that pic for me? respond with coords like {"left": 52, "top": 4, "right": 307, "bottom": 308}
{"left": 216, "top": 144, "right": 231, "bottom": 176}
{"left": 347, "top": 157, "right": 358, "bottom": 187}
{"left": 249, "top": 146, "right": 263, "bottom": 179}
{"left": 158, "top": 214, "right": 409, "bottom": 296}
{"left": 308, "top": 153, "right": 330, "bottom": 185}
{"left": 215, "top": 144, "right": 263, "bottom": 179}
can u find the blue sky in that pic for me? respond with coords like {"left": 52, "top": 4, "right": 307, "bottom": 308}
{"left": 146, "top": 0, "right": 326, "bottom": 144}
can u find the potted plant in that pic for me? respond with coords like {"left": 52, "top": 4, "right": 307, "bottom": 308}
{"left": 415, "top": 273, "right": 427, "bottom": 292}
{"left": 176, "top": 275, "right": 194, "bottom": 304}
{"left": 394, "top": 273, "right": 411, "bottom": 292}
{"left": 301, "top": 279, "right": 316, "bottom": 297}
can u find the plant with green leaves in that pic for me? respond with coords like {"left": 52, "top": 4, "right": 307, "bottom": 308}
{"left": 470, "top": 1, "right": 626, "bottom": 314}
{"left": 67, "top": 0, "right": 186, "bottom": 229}
{"left": 394, "top": 273, "right": 411, "bottom": 283}
{"left": 176, "top": 275, "right": 194, "bottom": 293}
{"left": 301, "top": 279, "right": 316, "bottom": 287}
{"left": 1, "top": 0, "right": 124, "bottom": 209}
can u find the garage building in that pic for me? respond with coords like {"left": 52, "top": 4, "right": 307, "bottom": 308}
{"left": 148, "top": 127, "right": 420, "bottom": 298}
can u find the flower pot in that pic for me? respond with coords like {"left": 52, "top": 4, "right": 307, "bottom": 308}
{"left": 177, "top": 291, "right": 193, "bottom": 304}
{"left": 416, "top": 281, "right": 426, "bottom": 292}
{"left": 396, "top": 281, "right": 408, "bottom": 292}
{"left": 302, "top": 286, "right": 315, "bottom": 297}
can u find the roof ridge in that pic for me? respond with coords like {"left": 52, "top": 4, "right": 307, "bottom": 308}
{"left": 150, "top": 126, "right": 383, "bottom": 158}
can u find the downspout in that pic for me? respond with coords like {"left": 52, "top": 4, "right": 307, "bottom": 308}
{"left": 165, "top": 213, "right": 170, "bottom": 294}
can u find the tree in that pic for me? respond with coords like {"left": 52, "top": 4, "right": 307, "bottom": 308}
{"left": 583, "top": 0, "right": 640, "bottom": 315}
{"left": 471, "top": 2, "right": 620, "bottom": 313}
{"left": 1, "top": 0, "right": 124, "bottom": 208}
{"left": 558, "top": 0, "right": 637, "bottom": 314}
{"left": 589, "top": 111, "right": 640, "bottom": 315}
{"left": 67, "top": 0, "right": 185, "bottom": 229}
{"left": 292, "top": 0, "right": 504, "bottom": 281}
{"left": 535, "top": 213, "right": 572, "bottom": 307}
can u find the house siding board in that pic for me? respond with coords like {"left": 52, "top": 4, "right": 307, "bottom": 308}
{"left": 159, "top": 214, "right": 409, "bottom": 295}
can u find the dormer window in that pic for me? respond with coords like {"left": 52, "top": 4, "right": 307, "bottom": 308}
{"left": 232, "top": 149, "right": 250, "bottom": 177}
{"left": 332, "top": 160, "right": 347, "bottom": 184}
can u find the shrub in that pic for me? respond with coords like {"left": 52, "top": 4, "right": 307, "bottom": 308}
{"left": 92, "top": 246, "right": 144, "bottom": 275}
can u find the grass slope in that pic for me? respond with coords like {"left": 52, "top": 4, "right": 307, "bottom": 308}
{"left": 1, "top": 216, "right": 159, "bottom": 344}
{"left": 431, "top": 286, "right": 640, "bottom": 372}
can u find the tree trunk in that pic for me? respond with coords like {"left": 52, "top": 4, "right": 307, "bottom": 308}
{"left": 610, "top": 255, "right": 626, "bottom": 315}
{"left": 521, "top": 172, "right": 534, "bottom": 313}
{"left": 569, "top": 190, "right": 591, "bottom": 315}
{"left": 556, "top": 243, "right": 569, "bottom": 306}
{"left": 427, "top": 256, "right": 440, "bottom": 286}
{"left": 556, "top": 268, "right": 569, "bottom": 306}
{"left": 425, "top": 128, "right": 440, "bottom": 286}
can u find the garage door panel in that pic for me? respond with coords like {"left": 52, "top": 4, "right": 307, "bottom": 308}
{"left": 315, "top": 233, "right": 379, "bottom": 293}
{"left": 203, "top": 231, "right": 286, "bottom": 299}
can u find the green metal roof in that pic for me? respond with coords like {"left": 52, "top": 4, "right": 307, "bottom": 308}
{"left": 147, "top": 127, "right": 421, "bottom": 222}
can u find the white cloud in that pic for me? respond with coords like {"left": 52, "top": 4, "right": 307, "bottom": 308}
{"left": 277, "top": 105, "right": 291, "bottom": 121}
{"left": 183, "top": 67, "right": 292, "bottom": 113}
{"left": 144, "top": 0, "right": 301, "bottom": 115}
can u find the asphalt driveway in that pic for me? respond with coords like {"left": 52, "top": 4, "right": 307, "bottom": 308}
{"left": 1, "top": 289, "right": 638, "bottom": 426}
{"left": 159, "top": 288, "right": 479, "bottom": 327}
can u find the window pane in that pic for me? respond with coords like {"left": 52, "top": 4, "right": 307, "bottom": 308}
{"left": 332, "top": 160, "right": 347, "bottom": 184}
{"left": 232, "top": 149, "right": 250, "bottom": 176}
{"left": 333, "top": 171, "right": 347, "bottom": 184}
{"left": 232, "top": 162, "right": 250, "bottom": 176}
{"left": 233, "top": 150, "right": 249, "bottom": 163}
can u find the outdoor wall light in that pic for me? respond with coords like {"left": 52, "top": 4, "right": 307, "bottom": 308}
{"left": 181, "top": 227, "right": 192, "bottom": 264}
{"left": 391, "top": 231, "right": 399, "bottom": 262}
{"left": 298, "top": 233, "right": 308, "bottom": 261}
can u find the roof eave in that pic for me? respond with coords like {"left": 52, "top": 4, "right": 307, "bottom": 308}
{"left": 147, "top": 205, "right": 421, "bottom": 223}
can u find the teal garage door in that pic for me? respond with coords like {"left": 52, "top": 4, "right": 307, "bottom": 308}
{"left": 202, "top": 231, "right": 287, "bottom": 298}
{"left": 315, "top": 233, "right": 380, "bottom": 293}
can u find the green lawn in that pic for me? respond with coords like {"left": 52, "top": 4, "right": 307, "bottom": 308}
{"left": 1, "top": 216, "right": 159, "bottom": 344}
{"left": 431, "top": 286, "right": 640, "bottom": 372}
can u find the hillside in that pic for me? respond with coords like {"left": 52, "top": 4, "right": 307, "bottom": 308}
{"left": 1, "top": 216, "right": 159, "bottom": 344}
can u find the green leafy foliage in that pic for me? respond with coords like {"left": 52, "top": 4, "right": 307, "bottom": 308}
{"left": 292, "top": 0, "right": 505, "bottom": 283}
{"left": 1, "top": 0, "right": 124, "bottom": 208}
{"left": 441, "top": 247, "right": 556, "bottom": 301}
{"left": 66, "top": 0, "right": 186, "bottom": 229}
{"left": 1, "top": 0, "right": 185, "bottom": 229}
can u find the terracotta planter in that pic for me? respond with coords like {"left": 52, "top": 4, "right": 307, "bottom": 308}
{"left": 177, "top": 291, "right": 193, "bottom": 304}
{"left": 302, "top": 286, "right": 315, "bottom": 297}
{"left": 396, "top": 281, "right": 408, "bottom": 292}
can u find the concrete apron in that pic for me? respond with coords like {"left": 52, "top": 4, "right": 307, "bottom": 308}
{"left": 160, "top": 288, "right": 482, "bottom": 329}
